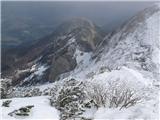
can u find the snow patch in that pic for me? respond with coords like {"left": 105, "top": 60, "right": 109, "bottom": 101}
{"left": 74, "top": 49, "right": 92, "bottom": 66}
{"left": 20, "top": 64, "right": 48, "bottom": 85}
{"left": 0, "top": 96, "right": 59, "bottom": 120}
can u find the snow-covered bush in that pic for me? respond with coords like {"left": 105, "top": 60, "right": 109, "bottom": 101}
{"left": 85, "top": 82, "right": 108, "bottom": 107}
{"left": 19, "top": 88, "right": 42, "bottom": 97}
{"left": 7, "top": 82, "right": 60, "bottom": 98}
{"left": 106, "top": 79, "right": 141, "bottom": 109}
{"left": 50, "top": 79, "right": 87, "bottom": 120}
{"left": 49, "top": 78, "right": 142, "bottom": 119}
{"left": 0, "top": 79, "right": 12, "bottom": 99}
{"left": 85, "top": 79, "right": 142, "bottom": 109}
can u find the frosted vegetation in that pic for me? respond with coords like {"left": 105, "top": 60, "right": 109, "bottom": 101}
{"left": 1, "top": 3, "right": 160, "bottom": 120}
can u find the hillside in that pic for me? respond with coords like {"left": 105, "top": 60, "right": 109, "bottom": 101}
{"left": 1, "top": 3, "right": 160, "bottom": 120}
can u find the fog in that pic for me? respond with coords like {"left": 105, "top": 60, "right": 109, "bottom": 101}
{"left": 2, "top": 1, "right": 154, "bottom": 30}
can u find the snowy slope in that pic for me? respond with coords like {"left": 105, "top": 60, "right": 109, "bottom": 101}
{"left": 0, "top": 96, "right": 59, "bottom": 120}
{"left": 99, "top": 3, "right": 160, "bottom": 73}
{"left": 1, "top": 3, "right": 160, "bottom": 120}
{"left": 66, "top": 3, "right": 160, "bottom": 83}
{"left": 92, "top": 4, "right": 160, "bottom": 119}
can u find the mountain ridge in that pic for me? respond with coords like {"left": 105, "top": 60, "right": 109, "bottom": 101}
{"left": 2, "top": 17, "right": 105, "bottom": 86}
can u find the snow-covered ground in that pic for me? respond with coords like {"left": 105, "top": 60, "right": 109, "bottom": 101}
{"left": 1, "top": 3, "right": 160, "bottom": 120}
{"left": 0, "top": 96, "right": 59, "bottom": 120}
{"left": 94, "top": 98, "right": 159, "bottom": 120}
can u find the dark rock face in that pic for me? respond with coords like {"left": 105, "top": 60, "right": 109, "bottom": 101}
{"left": 49, "top": 53, "right": 77, "bottom": 81}
{"left": 2, "top": 18, "right": 104, "bottom": 86}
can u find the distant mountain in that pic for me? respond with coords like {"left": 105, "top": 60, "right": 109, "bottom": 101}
{"left": 1, "top": 2, "right": 59, "bottom": 48}
{"left": 2, "top": 18, "right": 105, "bottom": 86}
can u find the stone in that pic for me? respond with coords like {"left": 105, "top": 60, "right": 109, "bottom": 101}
{"left": 2, "top": 100, "right": 12, "bottom": 107}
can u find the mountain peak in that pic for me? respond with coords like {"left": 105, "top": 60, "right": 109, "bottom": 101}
{"left": 61, "top": 17, "right": 95, "bottom": 28}
{"left": 53, "top": 17, "right": 104, "bottom": 52}
{"left": 54, "top": 17, "right": 96, "bottom": 37}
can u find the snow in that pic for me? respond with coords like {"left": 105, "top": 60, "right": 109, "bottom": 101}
{"left": 34, "top": 65, "right": 48, "bottom": 76}
{"left": 94, "top": 98, "right": 159, "bottom": 120}
{"left": 90, "top": 66, "right": 152, "bottom": 95}
{"left": 81, "top": 107, "right": 97, "bottom": 119}
{"left": 16, "top": 69, "right": 30, "bottom": 75}
{"left": 143, "top": 10, "right": 160, "bottom": 67}
{"left": 67, "top": 37, "right": 76, "bottom": 44}
{"left": 62, "top": 48, "right": 93, "bottom": 80}
{"left": 21, "top": 64, "right": 48, "bottom": 85}
{"left": 93, "top": 67, "right": 150, "bottom": 86}
{"left": 30, "top": 65, "right": 36, "bottom": 72}
{"left": 0, "top": 96, "right": 59, "bottom": 120}
{"left": 74, "top": 48, "right": 92, "bottom": 66}
{"left": 91, "top": 67, "right": 159, "bottom": 120}
{"left": 30, "top": 64, "right": 48, "bottom": 76}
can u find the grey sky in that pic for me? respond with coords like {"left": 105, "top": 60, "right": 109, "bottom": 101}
{"left": 2, "top": 1, "right": 154, "bottom": 31}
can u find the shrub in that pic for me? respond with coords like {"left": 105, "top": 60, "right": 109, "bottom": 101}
{"left": 85, "top": 79, "right": 142, "bottom": 109}
{"left": 106, "top": 79, "right": 141, "bottom": 109}
{"left": 50, "top": 78, "right": 142, "bottom": 120}
{"left": 85, "top": 82, "right": 108, "bottom": 107}
{"left": 50, "top": 79, "right": 86, "bottom": 120}
{"left": 0, "top": 79, "right": 12, "bottom": 99}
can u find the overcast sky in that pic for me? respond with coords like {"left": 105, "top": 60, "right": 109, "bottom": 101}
{"left": 2, "top": 1, "right": 155, "bottom": 31}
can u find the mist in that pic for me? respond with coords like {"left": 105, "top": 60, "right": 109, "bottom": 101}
{"left": 1, "top": 1, "right": 155, "bottom": 48}
{"left": 2, "top": 1, "right": 154, "bottom": 30}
